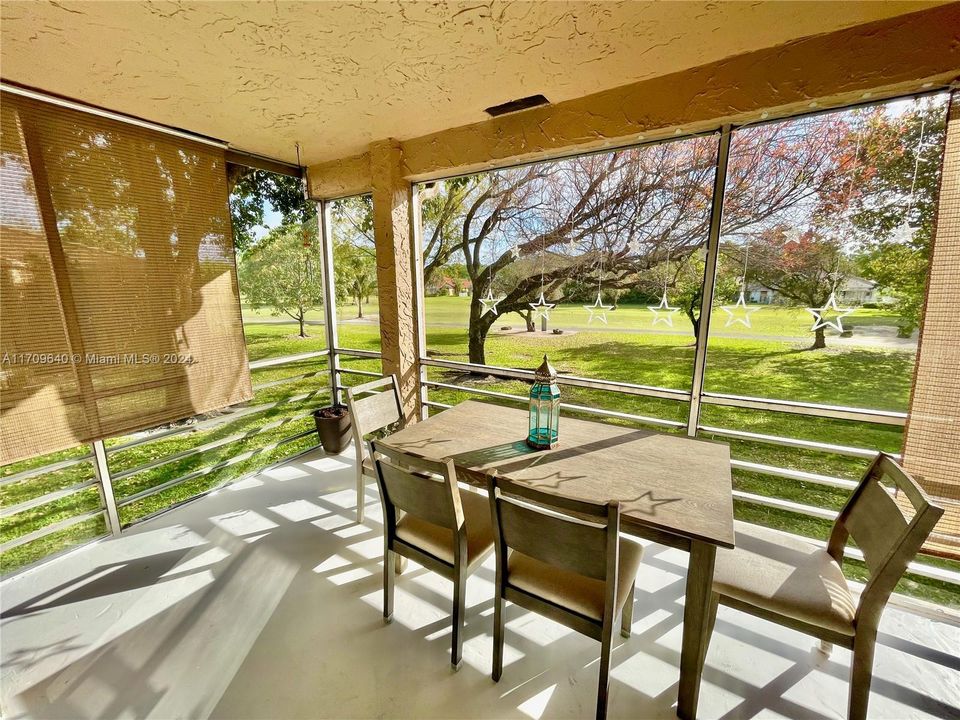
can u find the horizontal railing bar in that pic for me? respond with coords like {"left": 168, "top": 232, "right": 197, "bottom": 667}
{"left": 335, "top": 347, "right": 382, "bottom": 359}
{"left": 731, "top": 459, "right": 860, "bottom": 491}
{"left": 116, "top": 428, "right": 318, "bottom": 508}
{"left": 421, "top": 357, "right": 691, "bottom": 402}
{"left": 423, "top": 380, "right": 686, "bottom": 429}
{"left": 120, "top": 439, "right": 323, "bottom": 533}
{"left": 425, "top": 357, "right": 693, "bottom": 401}
{"left": 252, "top": 369, "right": 329, "bottom": 392}
{"left": 1, "top": 453, "right": 94, "bottom": 487}
{"left": 701, "top": 392, "right": 907, "bottom": 426}
{"left": 249, "top": 349, "right": 328, "bottom": 370}
{"left": 420, "top": 358, "right": 690, "bottom": 402}
{"left": 0, "top": 531, "right": 110, "bottom": 581}
{"left": 337, "top": 368, "right": 382, "bottom": 378}
{"left": 110, "top": 412, "right": 317, "bottom": 482}
{"left": 698, "top": 425, "right": 898, "bottom": 460}
{"left": 739, "top": 522, "right": 960, "bottom": 587}
{"left": 0, "top": 478, "right": 101, "bottom": 518}
{"left": 733, "top": 489, "right": 839, "bottom": 520}
{"left": 106, "top": 389, "right": 328, "bottom": 454}
{"left": 0, "top": 508, "right": 104, "bottom": 554}
{"left": 424, "top": 400, "right": 453, "bottom": 410}
{"left": 425, "top": 380, "right": 526, "bottom": 402}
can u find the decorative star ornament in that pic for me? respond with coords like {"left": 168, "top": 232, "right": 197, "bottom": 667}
{"left": 627, "top": 238, "right": 643, "bottom": 255}
{"left": 583, "top": 292, "right": 614, "bottom": 325}
{"left": 806, "top": 292, "right": 853, "bottom": 333}
{"left": 892, "top": 220, "right": 916, "bottom": 244}
{"left": 721, "top": 290, "right": 759, "bottom": 328}
{"left": 784, "top": 228, "right": 802, "bottom": 245}
{"left": 529, "top": 292, "right": 556, "bottom": 322}
{"left": 479, "top": 286, "right": 504, "bottom": 316}
{"left": 509, "top": 244, "right": 521, "bottom": 259}
{"left": 647, "top": 291, "right": 679, "bottom": 327}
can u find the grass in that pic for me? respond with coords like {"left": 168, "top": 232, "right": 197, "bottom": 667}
{"left": 2, "top": 306, "right": 957, "bottom": 609}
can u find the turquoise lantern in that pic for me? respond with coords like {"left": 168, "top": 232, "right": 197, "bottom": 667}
{"left": 527, "top": 355, "right": 561, "bottom": 450}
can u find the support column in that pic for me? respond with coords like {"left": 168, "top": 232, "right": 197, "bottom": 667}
{"left": 370, "top": 140, "right": 420, "bottom": 422}
{"left": 317, "top": 200, "right": 342, "bottom": 405}
{"left": 687, "top": 125, "right": 732, "bottom": 437}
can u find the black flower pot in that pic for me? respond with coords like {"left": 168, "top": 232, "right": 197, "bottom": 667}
{"left": 312, "top": 405, "right": 352, "bottom": 454}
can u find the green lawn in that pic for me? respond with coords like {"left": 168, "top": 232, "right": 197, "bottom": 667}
{"left": 3, "top": 312, "right": 957, "bottom": 608}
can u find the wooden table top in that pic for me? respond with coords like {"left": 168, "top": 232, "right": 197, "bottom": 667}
{"left": 381, "top": 400, "right": 735, "bottom": 549}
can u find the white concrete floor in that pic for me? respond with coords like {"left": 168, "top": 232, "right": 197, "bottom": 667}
{"left": 2, "top": 446, "right": 958, "bottom": 720}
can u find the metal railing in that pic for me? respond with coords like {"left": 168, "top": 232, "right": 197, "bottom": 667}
{"left": 418, "top": 364, "right": 958, "bottom": 588}
{"left": 1, "top": 349, "right": 334, "bottom": 574}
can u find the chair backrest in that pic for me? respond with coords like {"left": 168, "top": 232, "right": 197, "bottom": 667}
{"left": 488, "top": 476, "right": 619, "bottom": 583}
{"left": 371, "top": 440, "right": 464, "bottom": 537}
{"left": 345, "top": 375, "right": 403, "bottom": 463}
{"left": 828, "top": 453, "right": 943, "bottom": 626}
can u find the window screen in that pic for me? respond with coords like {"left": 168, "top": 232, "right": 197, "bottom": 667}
{"left": 1, "top": 91, "right": 252, "bottom": 463}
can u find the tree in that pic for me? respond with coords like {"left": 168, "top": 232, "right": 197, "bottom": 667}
{"left": 334, "top": 240, "right": 377, "bottom": 318}
{"left": 842, "top": 100, "right": 948, "bottom": 336}
{"left": 751, "top": 228, "right": 850, "bottom": 349}
{"left": 329, "top": 195, "right": 378, "bottom": 318}
{"left": 238, "top": 222, "right": 324, "bottom": 337}
{"left": 227, "top": 167, "right": 313, "bottom": 250}
{"left": 421, "top": 120, "right": 848, "bottom": 364}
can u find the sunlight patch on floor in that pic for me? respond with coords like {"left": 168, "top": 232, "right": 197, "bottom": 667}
{"left": 209, "top": 510, "right": 278, "bottom": 536}
{"left": 517, "top": 683, "right": 557, "bottom": 719}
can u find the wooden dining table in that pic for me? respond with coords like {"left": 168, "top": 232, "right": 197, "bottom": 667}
{"left": 380, "top": 400, "right": 734, "bottom": 720}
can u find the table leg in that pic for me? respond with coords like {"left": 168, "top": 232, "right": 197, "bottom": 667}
{"left": 677, "top": 540, "right": 716, "bottom": 720}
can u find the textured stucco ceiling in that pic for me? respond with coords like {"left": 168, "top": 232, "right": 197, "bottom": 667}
{"left": 0, "top": 1, "right": 946, "bottom": 165}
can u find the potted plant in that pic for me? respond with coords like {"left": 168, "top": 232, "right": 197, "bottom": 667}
{"left": 312, "top": 404, "right": 352, "bottom": 454}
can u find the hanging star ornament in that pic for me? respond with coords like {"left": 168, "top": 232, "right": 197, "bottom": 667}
{"left": 783, "top": 228, "right": 802, "bottom": 245}
{"left": 479, "top": 286, "right": 504, "bottom": 316}
{"left": 806, "top": 292, "right": 853, "bottom": 333}
{"left": 529, "top": 292, "right": 556, "bottom": 322}
{"left": 721, "top": 290, "right": 759, "bottom": 328}
{"left": 583, "top": 293, "right": 614, "bottom": 325}
{"left": 647, "top": 291, "right": 679, "bottom": 327}
{"left": 627, "top": 237, "right": 643, "bottom": 255}
{"left": 509, "top": 244, "right": 521, "bottom": 259}
{"left": 892, "top": 220, "right": 916, "bottom": 244}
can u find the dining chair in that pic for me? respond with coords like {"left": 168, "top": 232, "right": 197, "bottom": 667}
{"left": 370, "top": 440, "right": 495, "bottom": 669}
{"left": 487, "top": 476, "right": 643, "bottom": 720}
{"left": 704, "top": 453, "right": 943, "bottom": 720}
{"left": 344, "top": 374, "right": 404, "bottom": 523}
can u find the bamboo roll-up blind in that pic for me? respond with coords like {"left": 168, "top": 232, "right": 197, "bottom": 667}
{"left": 1, "top": 91, "right": 252, "bottom": 464}
{"left": 902, "top": 90, "right": 960, "bottom": 558}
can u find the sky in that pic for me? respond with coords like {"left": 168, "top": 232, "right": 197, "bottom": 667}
{"left": 251, "top": 205, "right": 283, "bottom": 240}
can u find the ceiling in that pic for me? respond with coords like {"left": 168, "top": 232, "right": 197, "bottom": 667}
{"left": 0, "top": 1, "right": 945, "bottom": 165}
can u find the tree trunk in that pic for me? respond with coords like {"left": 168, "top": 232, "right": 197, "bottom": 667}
{"left": 467, "top": 296, "right": 494, "bottom": 365}
{"left": 298, "top": 310, "right": 306, "bottom": 338}
{"left": 686, "top": 307, "right": 700, "bottom": 342}
{"left": 811, "top": 326, "right": 826, "bottom": 350}
{"left": 523, "top": 309, "right": 535, "bottom": 332}
{"left": 355, "top": 290, "right": 364, "bottom": 319}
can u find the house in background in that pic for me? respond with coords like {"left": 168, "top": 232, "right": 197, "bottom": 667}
{"left": 747, "top": 276, "right": 896, "bottom": 305}
{"left": 426, "top": 276, "right": 472, "bottom": 297}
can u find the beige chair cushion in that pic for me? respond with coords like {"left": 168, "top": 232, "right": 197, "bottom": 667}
{"left": 714, "top": 521, "right": 856, "bottom": 637}
{"left": 395, "top": 490, "right": 494, "bottom": 571}
{"left": 506, "top": 538, "right": 643, "bottom": 622}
